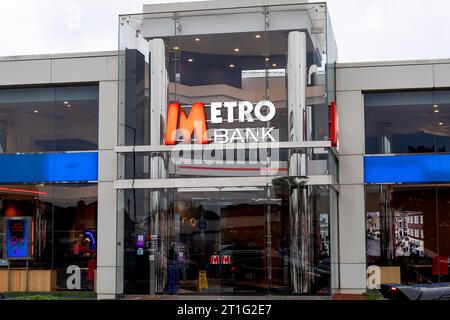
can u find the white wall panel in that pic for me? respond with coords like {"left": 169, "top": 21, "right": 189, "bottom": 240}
{"left": 336, "top": 91, "right": 364, "bottom": 155}
{"left": 0, "top": 59, "right": 51, "bottom": 85}
{"left": 434, "top": 63, "right": 450, "bottom": 87}
{"left": 51, "top": 56, "right": 118, "bottom": 83}
{"left": 337, "top": 64, "right": 433, "bottom": 91}
{"left": 339, "top": 155, "right": 364, "bottom": 185}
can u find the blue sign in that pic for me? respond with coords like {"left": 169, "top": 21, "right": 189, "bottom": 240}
{"left": 5, "top": 218, "right": 32, "bottom": 259}
{"left": 0, "top": 152, "right": 98, "bottom": 183}
{"left": 365, "top": 154, "right": 450, "bottom": 184}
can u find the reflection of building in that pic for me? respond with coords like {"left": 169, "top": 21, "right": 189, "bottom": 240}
{"left": 406, "top": 212, "right": 424, "bottom": 257}
{"left": 367, "top": 212, "right": 380, "bottom": 239}
{"left": 394, "top": 212, "right": 407, "bottom": 238}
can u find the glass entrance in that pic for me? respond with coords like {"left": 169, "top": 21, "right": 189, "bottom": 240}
{"left": 176, "top": 188, "right": 270, "bottom": 295}
{"left": 120, "top": 185, "right": 332, "bottom": 296}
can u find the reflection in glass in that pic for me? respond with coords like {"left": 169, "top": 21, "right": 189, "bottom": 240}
{"left": 121, "top": 186, "right": 331, "bottom": 295}
{"left": 0, "top": 85, "right": 99, "bottom": 153}
{"left": 0, "top": 184, "right": 98, "bottom": 291}
{"left": 365, "top": 90, "right": 450, "bottom": 154}
{"left": 366, "top": 185, "right": 450, "bottom": 284}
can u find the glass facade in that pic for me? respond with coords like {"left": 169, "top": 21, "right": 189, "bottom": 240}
{"left": 365, "top": 90, "right": 450, "bottom": 154}
{"left": 120, "top": 185, "right": 331, "bottom": 295}
{"left": 0, "top": 85, "right": 99, "bottom": 293}
{"left": 0, "top": 184, "right": 98, "bottom": 290}
{"left": 364, "top": 89, "right": 450, "bottom": 286}
{"left": 117, "top": 3, "right": 338, "bottom": 296}
{"left": 0, "top": 85, "right": 99, "bottom": 153}
{"left": 118, "top": 4, "right": 337, "bottom": 147}
{"left": 366, "top": 185, "right": 450, "bottom": 284}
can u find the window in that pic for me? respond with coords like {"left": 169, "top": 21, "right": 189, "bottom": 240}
{"left": 366, "top": 185, "right": 450, "bottom": 285}
{"left": 365, "top": 90, "right": 450, "bottom": 154}
{"left": 0, "top": 184, "right": 97, "bottom": 291}
{"left": 120, "top": 186, "right": 331, "bottom": 295}
{"left": 0, "top": 85, "right": 99, "bottom": 153}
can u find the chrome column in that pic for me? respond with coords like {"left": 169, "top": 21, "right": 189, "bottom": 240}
{"left": 148, "top": 38, "right": 169, "bottom": 294}
{"left": 287, "top": 31, "right": 314, "bottom": 293}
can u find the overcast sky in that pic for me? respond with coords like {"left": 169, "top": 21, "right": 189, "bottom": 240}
{"left": 1, "top": 0, "right": 449, "bottom": 63}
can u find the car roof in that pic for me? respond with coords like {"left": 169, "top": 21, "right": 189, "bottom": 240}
{"left": 385, "top": 282, "right": 450, "bottom": 300}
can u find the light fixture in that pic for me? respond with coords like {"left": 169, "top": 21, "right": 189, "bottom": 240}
{"left": 234, "top": 48, "right": 240, "bottom": 52}
{"left": 434, "top": 109, "right": 440, "bottom": 113}
{"left": 433, "top": 104, "right": 439, "bottom": 108}
{"left": 255, "top": 34, "right": 261, "bottom": 38}
{"left": 188, "top": 58, "right": 194, "bottom": 62}
{"left": 0, "top": 187, "right": 48, "bottom": 195}
{"left": 63, "top": 101, "right": 69, "bottom": 105}
{"left": 229, "top": 64, "right": 235, "bottom": 68}
{"left": 439, "top": 122, "right": 444, "bottom": 126}
{"left": 272, "top": 63, "right": 277, "bottom": 67}
{"left": 173, "top": 46, "right": 180, "bottom": 50}
{"left": 194, "top": 37, "right": 200, "bottom": 42}
{"left": 33, "top": 110, "right": 39, "bottom": 113}
{"left": 67, "top": 104, "right": 71, "bottom": 108}
{"left": 265, "top": 57, "right": 270, "bottom": 62}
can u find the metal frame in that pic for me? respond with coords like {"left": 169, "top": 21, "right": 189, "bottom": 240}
{"left": 115, "top": 141, "right": 332, "bottom": 153}
{"left": 114, "top": 175, "right": 333, "bottom": 189}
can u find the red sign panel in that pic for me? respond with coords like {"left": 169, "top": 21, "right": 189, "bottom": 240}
{"left": 330, "top": 101, "right": 338, "bottom": 148}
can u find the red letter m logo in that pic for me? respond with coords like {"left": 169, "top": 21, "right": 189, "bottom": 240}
{"left": 210, "top": 255, "right": 220, "bottom": 265}
{"left": 165, "top": 102, "right": 209, "bottom": 145}
{"left": 220, "top": 255, "right": 231, "bottom": 265}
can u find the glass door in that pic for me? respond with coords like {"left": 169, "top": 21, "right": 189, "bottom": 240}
{"left": 173, "top": 187, "right": 270, "bottom": 295}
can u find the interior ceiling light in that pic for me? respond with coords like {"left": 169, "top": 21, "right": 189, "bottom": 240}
{"left": 63, "top": 101, "right": 69, "bottom": 105}
{"left": 265, "top": 57, "right": 270, "bottom": 61}
{"left": 255, "top": 34, "right": 261, "bottom": 38}
{"left": 234, "top": 48, "right": 240, "bottom": 52}
{"left": 33, "top": 110, "right": 39, "bottom": 113}
{"left": 194, "top": 37, "right": 200, "bottom": 42}
{"left": 173, "top": 46, "right": 180, "bottom": 50}
{"left": 439, "top": 122, "right": 444, "bottom": 126}
{"left": 272, "top": 63, "right": 277, "bottom": 67}
{"left": 229, "top": 64, "right": 235, "bottom": 68}
{"left": 433, "top": 104, "right": 439, "bottom": 108}
{"left": 188, "top": 58, "right": 194, "bottom": 62}
{"left": 434, "top": 109, "right": 440, "bottom": 113}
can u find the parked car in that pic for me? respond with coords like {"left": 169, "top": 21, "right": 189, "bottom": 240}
{"left": 380, "top": 283, "right": 450, "bottom": 300}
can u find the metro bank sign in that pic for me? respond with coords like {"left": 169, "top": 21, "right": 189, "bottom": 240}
{"left": 164, "top": 100, "right": 277, "bottom": 145}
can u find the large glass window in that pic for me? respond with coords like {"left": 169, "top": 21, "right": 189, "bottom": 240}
{"left": 366, "top": 185, "right": 450, "bottom": 285}
{"left": 365, "top": 90, "right": 450, "bottom": 154}
{"left": 117, "top": 3, "right": 337, "bottom": 298}
{"left": 120, "top": 186, "right": 331, "bottom": 295}
{"left": 0, "top": 85, "right": 99, "bottom": 153}
{"left": 118, "top": 3, "right": 334, "bottom": 147}
{"left": 0, "top": 184, "right": 98, "bottom": 291}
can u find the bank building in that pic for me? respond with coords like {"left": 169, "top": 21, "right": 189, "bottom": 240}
{"left": 0, "top": 0, "right": 449, "bottom": 299}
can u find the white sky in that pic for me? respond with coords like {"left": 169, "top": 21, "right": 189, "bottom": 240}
{"left": 0, "top": 0, "right": 449, "bottom": 63}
